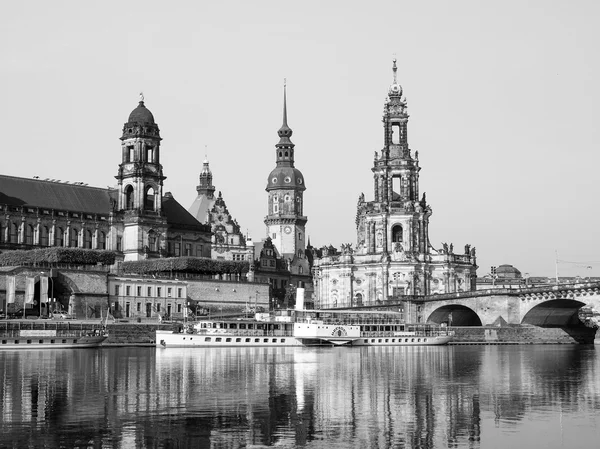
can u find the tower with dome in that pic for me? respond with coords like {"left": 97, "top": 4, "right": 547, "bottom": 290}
{"left": 312, "top": 61, "right": 478, "bottom": 316}
{"left": 252, "top": 85, "right": 313, "bottom": 306}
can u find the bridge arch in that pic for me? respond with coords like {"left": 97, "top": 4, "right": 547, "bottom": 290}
{"left": 521, "top": 299, "right": 586, "bottom": 326}
{"left": 427, "top": 304, "right": 483, "bottom": 326}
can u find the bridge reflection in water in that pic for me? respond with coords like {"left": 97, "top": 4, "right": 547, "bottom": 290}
{"left": 1, "top": 346, "right": 600, "bottom": 448}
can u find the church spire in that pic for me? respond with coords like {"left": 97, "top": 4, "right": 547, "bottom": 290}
{"left": 277, "top": 81, "right": 293, "bottom": 145}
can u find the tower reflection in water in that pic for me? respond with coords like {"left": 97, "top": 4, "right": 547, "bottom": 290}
{"left": 1, "top": 346, "right": 599, "bottom": 448}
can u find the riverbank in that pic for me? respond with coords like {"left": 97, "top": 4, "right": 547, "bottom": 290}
{"left": 3, "top": 320, "right": 596, "bottom": 346}
{"left": 105, "top": 323, "right": 598, "bottom": 346}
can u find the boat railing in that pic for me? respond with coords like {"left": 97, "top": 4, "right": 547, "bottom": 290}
{"left": 189, "top": 328, "right": 294, "bottom": 337}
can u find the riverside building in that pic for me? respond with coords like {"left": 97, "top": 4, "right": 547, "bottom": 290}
{"left": 0, "top": 97, "right": 212, "bottom": 261}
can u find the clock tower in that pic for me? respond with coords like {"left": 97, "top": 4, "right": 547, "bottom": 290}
{"left": 264, "top": 84, "right": 309, "bottom": 276}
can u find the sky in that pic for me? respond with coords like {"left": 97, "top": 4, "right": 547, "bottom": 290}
{"left": 1, "top": 1, "right": 599, "bottom": 278}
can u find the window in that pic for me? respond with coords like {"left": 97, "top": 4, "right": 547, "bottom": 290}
{"left": 146, "top": 147, "right": 153, "bottom": 162}
{"left": 298, "top": 232, "right": 302, "bottom": 240}
{"left": 177, "top": 288, "right": 182, "bottom": 298}
{"left": 156, "top": 304, "right": 161, "bottom": 312}
{"left": 117, "top": 237, "right": 122, "bottom": 252}
{"left": 125, "top": 185, "right": 134, "bottom": 210}
{"left": 147, "top": 286, "right": 152, "bottom": 297}
{"left": 98, "top": 231, "right": 106, "bottom": 250}
{"left": 127, "top": 146, "right": 135, "bottom": 162}
{"left": 167, "top": 288, "right": 172, "bottom": 298}
{"left": 196, "top": 245, "right": 203, "bottom": 256}
{"left": 148, "top": 231, "right": 157, "bottom": 252}
{"left": 392, "top": 225, "right": 403, "bottom": 243}
{"left": 174, "top": 242, "right": 181, "bottom": 257}
{"left": 177, "top": 304, "right": 182, "bottom": 313}
{"left": 299, "top": 266, "right": 304, "bottom": 274}
{"left": 115, "top": 285, "right": 120, "bottom": 296}
{"left": 56, "top": 227, "right": 64, "bottom": 246}
{"left": 137, "top": 286, "right": 142, "bottom": 296}
{"left": 157, "top": 287, "right": 162, "bottom": 297}
{"left": 137, "top": 303, "right": 141, "bottom": 312}
{"left": 70, "top": 228, "right": 79, "bottom": 248}
{"left": 297, "top": 250, "right": 302, "bottom": 258}
{"left": 84, "top": 230, "right": 93, "bottom": 249}
{"left": 11, "top": 223, "right": 19, "bottom": 243}
{"left": 126, "top": 286, "right": 131, "bottom": 296}
{"left": 25, "top": 224, "right": 34, "bottom": 245}
{"left": 144, "top": 186, "right": 155, "bottom": 211}
{"left": 185, "top": 243, "right": 191, "bottom": 256}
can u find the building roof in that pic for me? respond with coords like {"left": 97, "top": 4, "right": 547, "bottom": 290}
{"left": 163, "top": 193, "right": 209, "bottom": 229}
{"left": 127, "top": 100, "right": 155, "bottom": 124}
{"left": 188, "top": 193, "right": 216, "bottom": 225}
{"left": 0, "top": 175, "right": 114, "bottom": 215}
{"left": 0, "top": 175, "right": 207, "bottom": 231}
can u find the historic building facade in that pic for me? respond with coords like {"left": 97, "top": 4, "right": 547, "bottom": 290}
{"left": 252, "top": 86, "right": 313, "bottom": 306}
{"left": 313, "top": 61, "right": 478, "bottom": 310}
{"left": 0, "top": 98, "right": 212, "bottom": 261}
{"left": 188, "top": 158, "right": 254, "bottom": 262}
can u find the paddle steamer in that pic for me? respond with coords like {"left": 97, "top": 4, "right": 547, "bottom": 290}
{"left": 156, "top": 309, "right": 453, "bottom": 348}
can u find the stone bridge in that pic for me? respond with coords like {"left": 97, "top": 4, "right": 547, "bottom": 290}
{"left": 420, "top": 282, "right": 600, "bottom": 327}
{"left": 335, "top": 282, "right": 600, "bottom": 328}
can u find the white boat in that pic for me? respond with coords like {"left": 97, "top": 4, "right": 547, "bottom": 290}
{"left": 156, "top": 309, "right": 453, "bottom": 348}
{"left": 0, "top": 323, "right": 107, "bottom": 349}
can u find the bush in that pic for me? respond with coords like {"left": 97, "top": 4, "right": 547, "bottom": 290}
{"left": 0, "top": 248, "right": 117, "bottom": 266}
{"left": 121, "top": 257, "right": 249, "bottom": 275}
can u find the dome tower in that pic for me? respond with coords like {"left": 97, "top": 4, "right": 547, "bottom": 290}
{"left": 115, "top": 94, "right": 168, "bottom": 260}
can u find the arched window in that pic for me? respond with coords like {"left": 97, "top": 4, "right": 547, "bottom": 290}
{"left": 25, "top": 224, "right": 34, "bottom": 245}
{"left": 10, "top": 223, "right": 18, "bottom": 243}
{"left": 392, "top": 225, "right": 403, "bottom": 242}
{"left": 84, "top": 230, "right": 93, "bottom": 249}
{"left": 273, "top": 196, "right": 279, "bottom": 214}
{"left": 145, "top": 185, "right": 155, "bottom": 211}
{"left": 355, "top": 293, "right": 363, "bottom": 307}
{"left": 148, "top": 230, "right": 157, "bottom": 252}
{"left": 98, "top": 231, "right": 106, "bottom": 250}
{"left": 40, "top": 226, "right": 49, "bottom": 246}
{"left": 71, "top": 228, "right": 79, "bottom": 248}
{"left": 284, "top": 151, "right": 288, "bottom": 157}
{"left": 125, "top": 185, "right": 134, "bottom": 210}
{"left": 56, "top": 227, "right": 64, "bottom": 246}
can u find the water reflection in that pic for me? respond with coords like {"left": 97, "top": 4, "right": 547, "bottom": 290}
{"left": 1, "top": 345, "right": 599, "bottom": 448}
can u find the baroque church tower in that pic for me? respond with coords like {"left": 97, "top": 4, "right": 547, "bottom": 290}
{"left": 264, "top": 84, "right": 310, "bottom": 278}
{"left": 116, "top": 95, "right": 168, "bottom": 260}
{"left": 313, "top": 61, "right": 477, "bottom": 316}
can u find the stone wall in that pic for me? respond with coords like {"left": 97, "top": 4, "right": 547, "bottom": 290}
{"left": 450, "top": 325, "right": 596, "bottom": 344}
{"left": 186, "top": 279, "right": 270, "bottom": 313}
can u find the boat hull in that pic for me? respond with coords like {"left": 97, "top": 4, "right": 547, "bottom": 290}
{"left": 156, "top": 330, "right": 452, "bottom": 348}
{"left": 0, "top": 335, "right": 107, "bottom": 349}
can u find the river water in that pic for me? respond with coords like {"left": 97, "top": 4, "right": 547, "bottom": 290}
{"left": 1, "top": 345, "right": 599, "bottom": 448}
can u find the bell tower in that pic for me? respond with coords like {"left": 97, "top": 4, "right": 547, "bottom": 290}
{"left": 264, "top": 84, "right": 309, "bottom": 275}
{"left": 115, "top": 94, "right": 168, "bottom": 260}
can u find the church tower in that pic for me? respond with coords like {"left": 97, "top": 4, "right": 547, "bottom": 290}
{"left": 264, "top": 84, "right": 309, "bottom": 276}
{"left": 115, "top": 95, "right": 168, "bottom": 260}
{"left": 313, "top": 61, "right": 477, "bottom": 312}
